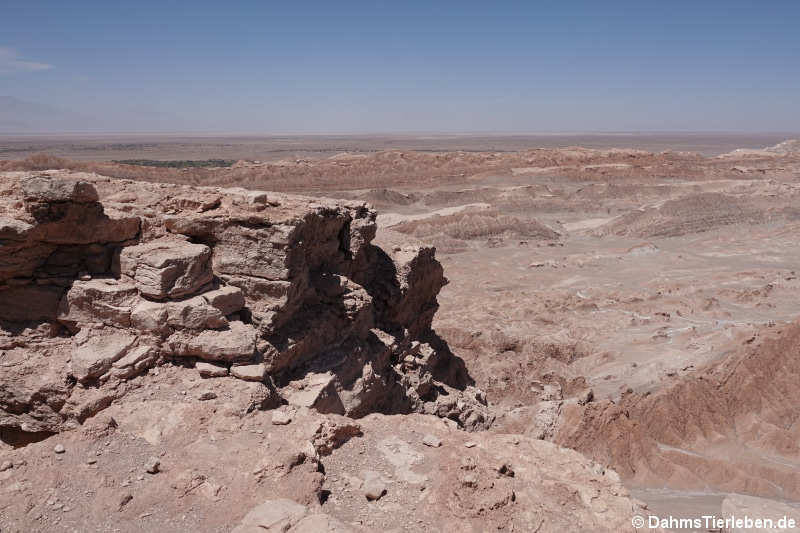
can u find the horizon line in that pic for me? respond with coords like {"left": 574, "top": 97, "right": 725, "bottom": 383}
{"left": 1, "top": 130, "right": 799, "bottom": 138}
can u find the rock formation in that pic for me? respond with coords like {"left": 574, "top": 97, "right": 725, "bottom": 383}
{"left": 554, "top": 321, "right": 800, "bottom": 500}
{"left": 0, "top": 171, "right": 490, "bottom": 441}
{"left": 0, "top": 168, "right": 660, "bottom": 533}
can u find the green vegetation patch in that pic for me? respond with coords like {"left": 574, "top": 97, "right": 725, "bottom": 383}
{"left": 113, "top": 159, "right": 236, "bottom": 168}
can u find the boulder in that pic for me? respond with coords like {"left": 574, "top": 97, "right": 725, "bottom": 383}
{"left": 202, "top": 285, "right": 245, "bottom": 316}
{"left": 120, "top": 238, "right": 213, "bottom": 299}
{"left": 59, "top": 387, "right": 117, "bottom": 422}
{"left": 230, "top": 364, "right": 266, "bottom": 382}
{"left": 130, "top": 299, "right": 169, "bottom": 331}
{"left": 212, "top": 238, "right": 291, "bottom": 281}
{"left": 309, "top": 419, "right": 362, "bottom": 456}
{"left": 21, "top": 176, "right": 99, "bottom": 203}
{"left": 284, "top": 373, "right": 343, "bottom": 414}
{"left": 70, "top": 332, "right": 138, "bottom": 382}
{"left": 165, "top": 296, "right": 227, "bottom": 329}
{"left": 57, "top": 278, "right": 139, "bottom": 330}
{"left": 243, "top": 381, "right": 281, "bottom": 412}
{"left": 166, "top": 321, "right": 256, "bottom": 362}
{"left": 131, "top": 295, "right": 227, "bottom": 331}
{"left": 110, "top": 346, "right": 157, "bottom": 379}
{"left": 362, "top": 470, "right": 388, "bottom": 501}
{"left": 0, "top": 347, "right": 72, "bottom": 434}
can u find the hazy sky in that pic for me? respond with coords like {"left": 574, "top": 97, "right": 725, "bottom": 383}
{"left": 1, "top": 0, "right": 799, "bottom": 133}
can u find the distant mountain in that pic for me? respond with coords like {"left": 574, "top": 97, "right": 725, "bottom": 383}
{"left": 0, "top": 96, "right": 86, "bottom": 133}
{"left": 765, "top": 139, "right": 800, "bottom": 154}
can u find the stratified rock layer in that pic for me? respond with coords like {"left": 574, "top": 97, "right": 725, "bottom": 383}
{"left": 0, "top": 171, "right": 490, "bottom": 437}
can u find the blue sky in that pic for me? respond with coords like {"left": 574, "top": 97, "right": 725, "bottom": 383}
{"left": 1, "top": 0, "right": 799, "bottom": 133}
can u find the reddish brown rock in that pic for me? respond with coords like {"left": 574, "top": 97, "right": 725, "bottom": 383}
{"left": 57, "top": 278, "right": 139, "bottom": 330}
{"left": 166, "top": 321, "right": 257, "bottom": 362}
{"left": 69, "top": 331, "right": 138, "bottom": 383}
{"left": 0, "top": 171, "right": 488, "bottom": 438}
{"left": 120, "top": 238, "right": 213, "bottom": 299}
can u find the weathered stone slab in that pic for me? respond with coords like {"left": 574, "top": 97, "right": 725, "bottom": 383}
{"left": 110, "top": 346, "right": 156, "bottom": 379}
{"left": 57, "top": 278, "right": 139, "bottom": 329}
{"left": 196, "top": 361, "right": 228, "bottom": 378}
{"left": 131, "top": 296, "right": 227, "bottom": 330}
{"left": 70, "top": 332, "right": 137, "bottom": 382}
{"left": 21, "top": 176, "right": 99, "bottom": 203}
{"left": 120, "top": 238, "right": 213, "bottom": 299}
{"left": 167, "top": 321, "right": 256, "bottom": 362}
{"left": 230, "top": 363, "right": 266, "bottom": 382}
{"left": 202, "top": 285, "right": 245, "bottom": 316}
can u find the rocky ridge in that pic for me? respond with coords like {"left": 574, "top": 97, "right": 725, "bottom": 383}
{"left": 0, "top": 171, "right": 490, "bottom": 441}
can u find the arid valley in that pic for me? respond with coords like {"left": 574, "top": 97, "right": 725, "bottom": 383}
{"left": 2, "top": 134, "right": 800, "bottom": 532}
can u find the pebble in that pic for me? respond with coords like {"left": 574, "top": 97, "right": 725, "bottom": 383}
{"left": 362, "top": 472, "right": 387, "bottom": 501}
{"left": 198, "top": 391, "right": 217, "bottom": 401}
{"left": 119, "top": 494, "right": 133, "bottom": 510}
{"left": 145, "top": 457, "right": 161, "bottom": 474}
{"left": 497, "top": 462, "right": 515, "bottom": 477}
{"left": 271, "top": 411, "right": 291, "bottom": 425}
{"left": 87, "top": 458, "right": 97, "bottom": 465}
{"left": 464, "top": 441, "right": 477, "bottom": 448}
{"left": 196, "top": 361, "right": 228, "bottom": 378}
{"left": 53, "top": 444, "right": 66, "bottom": 454}
{"left": 422, "top": 434, "right": 442, "bottom": 448}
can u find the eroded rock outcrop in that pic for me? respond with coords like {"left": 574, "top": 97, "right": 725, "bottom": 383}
{"left": 553, "top": 321, "right": 800, "bottom": 500}
{"left": 0, "top": 171, "right": 490, "bottom": 439}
